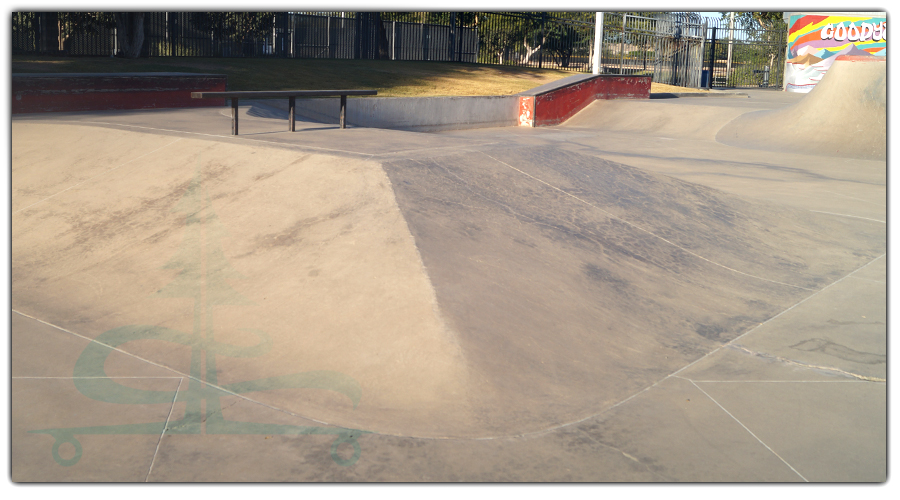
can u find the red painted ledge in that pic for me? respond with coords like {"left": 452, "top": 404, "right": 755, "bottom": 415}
{"left": 518, "top": 73, "right": 651, "bottom": 127}
{"left": 12, "top": 72, "right": 227, "bottom": 114}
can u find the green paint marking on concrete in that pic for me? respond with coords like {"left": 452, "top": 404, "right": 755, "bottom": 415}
{"left": 30, "top": 160, "right": 367, "bottom": 467}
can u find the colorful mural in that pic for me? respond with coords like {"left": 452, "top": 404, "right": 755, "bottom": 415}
{"left": 784, "top": 13, "right": 886, "bottom": 92}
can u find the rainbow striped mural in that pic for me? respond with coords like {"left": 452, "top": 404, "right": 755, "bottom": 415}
{"left": 785, "top": 13, "right": 886, "bottom": 92}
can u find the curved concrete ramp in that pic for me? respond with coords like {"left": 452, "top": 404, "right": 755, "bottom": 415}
{"left": 13, "top": 121, "right": 886, "bottom": 439}
{"left": 564, "top": 99, "right": 753, "bottom": 141}
{"left": 717, "top": 56, "right": 886, "bottom": 160}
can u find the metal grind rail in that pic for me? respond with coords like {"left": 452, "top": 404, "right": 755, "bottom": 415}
{"left": 191, "top": 89, "right": 377, "bottom": 135}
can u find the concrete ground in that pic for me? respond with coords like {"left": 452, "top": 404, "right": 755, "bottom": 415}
{"left": 10, "top": 88, "right": 887, "bottom": 482}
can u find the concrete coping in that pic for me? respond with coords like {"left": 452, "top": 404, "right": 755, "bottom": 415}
{"left": 517, "top": 73, "right": 646, "bottom": 96}
{"left": 12, "top": 72, "right": 227, "bottom": 78}
{"left": 650, "top": 92, "right": 750, "bottom": 99}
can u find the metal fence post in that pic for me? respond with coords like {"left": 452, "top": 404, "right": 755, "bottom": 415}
{"left": 354, "top": 12, "right": 361, "bottom": 59}
{"left": 539, "top": 13, "right": 545, "bottom": 69}
{"left": 449, "top": 12, "right": 456, "bottom": 62}
{"left": 620, "top": 14, "right": 626, "bottom": 74}
{"left": 592, "top": 12, "right": 603, "bottom": 74}
{"left": 707, "top": 26, "right": 717, "bottom": 89}
{"left": 698, "top": 20, "right": 706, "bottom": 88}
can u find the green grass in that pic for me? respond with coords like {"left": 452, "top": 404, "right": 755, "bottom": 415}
{"left": 12, "top": 55, "right": 580, "bottom": 97}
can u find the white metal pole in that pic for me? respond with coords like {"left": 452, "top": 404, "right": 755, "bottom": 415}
{"left": 593, "top": 12, "right": 604, "bottom": 74}
{"left": 726, "top": 11, "right": 735, "bottom": 86}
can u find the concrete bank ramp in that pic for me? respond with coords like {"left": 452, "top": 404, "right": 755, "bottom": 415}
{"left": 380, "top": 144, "right": 884, "bottom": 436}
{"left": 716, "top": 56, "right": 886, "bottom": 160}
{"left": 12, "top": 121, "right": 884, "bottom": 440}
{"left": 12, "top": 122, "right": 470, "bottom": 437}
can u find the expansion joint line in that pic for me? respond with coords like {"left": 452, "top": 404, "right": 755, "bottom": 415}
{"left": 728, "top": 345, "right": 886, "bottom": 382}
{"left": 684, "top": 378, "right": 809, "bottom": 482}
{"left": 808, "top": 210, "right": 885, "bottom": 223}
{"left": 475, "top": 150, "right": 815, "bottom": 292}
{"left": 10, "top": 310, "right": 341, "bottom": 429}
{"left": 146, "top": 376, "right": 184, "bottom": 482}
{"left": 38, "top": 119, "right": 375, "bottom": 158}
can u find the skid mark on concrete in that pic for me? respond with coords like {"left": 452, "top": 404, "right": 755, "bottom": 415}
{"left": 13, "top": 137, "right": 182, "bottom": 214}
{"left": 475, "top": 150, "right": 817, "bottom": 291}
{"left": 575, "top": 428, "right": 668, "bottom": 481}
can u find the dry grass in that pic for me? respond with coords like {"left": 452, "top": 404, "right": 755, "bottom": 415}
{"left": 13, "top": 55, "right": 705, "bottom": 96}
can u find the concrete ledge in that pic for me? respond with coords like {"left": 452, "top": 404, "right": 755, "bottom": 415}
{"left": 517, "top": 74, "right": 651, "bottom": 127}
{"left": 264, "top": 95, "right": 520, "bottom": 132}
{"left": 650, "top": 92, "right": 750, "bottom": 99}
{"left": 12, "top": 73, "right": 227, "bottom": 114}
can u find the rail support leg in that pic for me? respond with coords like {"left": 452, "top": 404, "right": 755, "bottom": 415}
{"left": 340, "top": 95, "right": 347, "bottom": 129}
{"left": 231, "top": 98, "right": 239, "bottom": 135}
{"left": 288, "top": 96, "right": 295, "bottom": 132}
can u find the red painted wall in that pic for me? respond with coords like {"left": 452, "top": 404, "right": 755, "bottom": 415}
{"left": 525, "top": 75, "right": 651, "bottom": 127}
{"left": 12, "top": 73, "right": 227, "bottom": 114}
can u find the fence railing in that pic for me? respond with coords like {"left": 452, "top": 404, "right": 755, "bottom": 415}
{"left": 600, "top": 12, "right": 706, "bottom": 87}
{"left": 703, "top": 16, "right": 787, "bottom": 88}
{"left": 12, "top": 12, "right": 788, "bottom": 87}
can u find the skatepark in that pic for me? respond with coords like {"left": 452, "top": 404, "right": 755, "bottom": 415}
{"left": 10, "top": 56, "right": 886, "bottom": 482}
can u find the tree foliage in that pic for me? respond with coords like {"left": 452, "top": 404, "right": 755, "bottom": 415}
{"left": 51, "top": 12, "right": 115, "bottom": 51}
{"left": 190, "top": 12, "right": 276, "bottom": 42}
{"left": 721, "top": 12, "right": 785, "bottom": 30}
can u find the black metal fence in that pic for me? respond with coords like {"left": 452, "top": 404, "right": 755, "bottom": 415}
{"left": 12, "top": 12, "right": 586, "bottom": 70}
{"left": 597, "top": 12, "right": 786, "bottom": 88}
{"left": 704, "top": 16, "right": 787, "bottom": 88}
{"left": 600, "top": 12, "right": 706, "bottom": 87}
{"left": 139, "top": 12, "right": 481, "bottom": 61}
{"left": 12, "top": 12, "right": 787, "bottom": 87}
{"left": 473, "top": 12, "right": 595, "bottom": 70}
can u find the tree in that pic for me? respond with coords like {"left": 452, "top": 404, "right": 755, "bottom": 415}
{"left": 475, "top": 12, "right": 543, "bottom": 65}
{"left": 190, "top": 12, "right": 275, "bottom": 56}
{"left": 56, "top": 12, "right": 115, "bottom": 51}
{"left": 721, "top": 12, "right": 785, "bottom": 31}
{"left": 114, "top": 12, "right": 146, "bottom": 58}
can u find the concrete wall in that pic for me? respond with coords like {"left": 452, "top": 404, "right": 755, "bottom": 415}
{"left": 264, "top": 95, "right": 520, "bottom": 132}
{"left": 12, "top": 73, "right": 227, "bottom": 114}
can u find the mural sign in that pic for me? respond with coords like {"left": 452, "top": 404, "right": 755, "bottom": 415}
{"left": 784, "top": 13, "right": 886, "bottom": 92}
